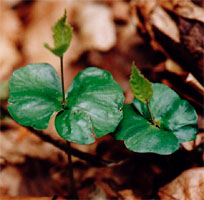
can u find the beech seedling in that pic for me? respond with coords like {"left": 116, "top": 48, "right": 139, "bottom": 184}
{"left": 8, "top": 12, "right": 125, "bottom": 145}
{"left": 114, "top": 63, "right": 198, "bottom": 155}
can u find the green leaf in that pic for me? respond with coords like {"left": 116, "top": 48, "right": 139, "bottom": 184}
{"left": 8, "top": 63, "right": 63, "bottom": 129}
{"left": 44, "top": 10, "right": 72, "bottom": 57}
{"left": 130, "top": 63, "right": 153, "bottom": 103}
{"left": 55, "top": 67, "right": 125, "bottom": 144}
{"left": 114, "top": 83, "right": 198, "bottom": 155}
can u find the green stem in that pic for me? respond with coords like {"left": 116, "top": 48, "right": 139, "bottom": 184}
{"left": 146, "top": 101, "right": 154, "bottom": 125}
{"left": 66, "top": 141, "right": 78, "bottom": 199}
{"left": 60, "top": 56, "right": 65, "bottom": 106}
{"left": 60, "top": 56, "right": 78, "bottom": 198}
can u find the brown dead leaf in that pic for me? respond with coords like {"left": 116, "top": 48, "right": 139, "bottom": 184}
{"left": 118, "top": 189, "right": 141, "bottom": 200}
{"left": 2, "top": 0, "right": 23, "bottom": 8}
{"left": 0, "top": 2, "right": 22, "bottom": 42}
{"left": 0, "top": 37, "right": 21, "bottom": 81}
{"left": 75, "top": 3, "right": 116, "bottom": 51}
{"left": 165, "top": 59, "right": 187, "bottom": 76}
{"left": 0, "top": 127, "right": 66, "bottom": 164}
{"left": 0, "top": 166, "right": 22, "bottom": 196}
{"left": 161, "top": 79, "right": 204, "bottom": 110}
{"left": 159, "top": 0, "right": 204, "bottom": 23}
{"left": 158, "top": 167, "right": 204, "bottom": 200}
{"left": 112, "top": 1, "right": 130, "bottom": 23}
{"left": 165, "top": 59, "right": 204, "bottom": 95}
{"left": 185, "top": 73, "right": 204, "bottom": 96}
{"left": 0, "top": 2, "right": 22, "bottom": 81}
{"left": 182, "top": 133, "right": 204, "bottom": 151}
{"left": 0, "top": 197, "right": 53, "bottom": 200}
{"left": 135, "top": 0, "right": 204, "bottom": 81}
{"left": 150, "top": 6, "right": 180, "bottom": 43}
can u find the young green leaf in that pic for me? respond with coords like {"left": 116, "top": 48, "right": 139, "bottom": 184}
{"left": 114, "top": 83, "right": 198, "bottom": 155}
{"left": 44, "top": 10, "right": 72, "bottom": 57}
{"left": 55, "top": 67, "right": 125, "bottom": 144}
{"left": 8, "top": 63, "right": 63, "bottom": 129}
{"left": 8, "top": 64, "right": 124, "bottom": 144}
{"left": 130, "top": 62, "right": 153, "bottom": 103}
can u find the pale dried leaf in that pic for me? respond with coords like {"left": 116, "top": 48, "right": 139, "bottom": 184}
{"left": 118, "top": 189, "right": 141, "bottom": 200}
{"left": 76, "top": 3, "right": 116, "bottom": 51}
{"left": 0, "top": 37, "right": 21, "bottom": 81}
{"left": 159, "top": 0, "right": 204, "bottom": 23}
{"left": 0, "top": 127, "right": 66, "bottom": 164}
{"left": 112, "top": 1, "right": 130, "bottom": 22}
{"left": 0, "top": 197, "right": 53, "bottom": 200}
{"left": 90, "top": 185, "right": 107, "bottom": 200}
{"left": 185, "top": 73, "right": 204, "bottom": 96}
{"left": 0, "top": 166, "right": 22, "bottom": 196}
{"left": 182, "top": 132, "right": 204, "bottom": 151}
{"left": 165, "top": 59, "right": 187, "bottom": 76}
{"left": 151, "top": 6, "right": 180, "bottom": 43}
{"left": 158, "top": 167, "right": 204, "bottom": 200}
{"left": 0, "top": 3, "right": 22, "bottom": 42}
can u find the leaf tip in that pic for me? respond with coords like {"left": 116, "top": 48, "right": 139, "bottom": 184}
{"left": 130, "top": 61, "right": 153, "bottom": 103}
{"left": 44, "top": 10, "right": 72, "bottom": 57}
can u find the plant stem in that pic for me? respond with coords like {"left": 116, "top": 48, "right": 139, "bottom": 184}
{"left": 66, "top": 141, "right": 78, "bottom": 199}
{"left": 146, "top": 101, "right": 154, "bottom": 125}
{"left": 60, "top": 56, "right": 78, "bottom": 198}
{"left": 60, "top": 56, "right": 66, "bottom": 106}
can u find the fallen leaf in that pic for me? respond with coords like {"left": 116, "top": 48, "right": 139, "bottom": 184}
{"left": 0, "top": 37, "right": 21, "bottom": 81}
{"left": 75, "top": 3, "right": 116, "bottom": 51}
{"left": 0, "top": 166, "right": 22, "bottom": 196}
{"left": 151, "top": 6, "right": 180, "bottom": 43}
{"left": 158, "top": 167, "right": 204, "bottom": 200}
{"left": 185, "top": 73, "right": 204, "bottom": 96}
{"left": 182, "top": 132, "right": 204, "bottom": 151}
{"left": 159, "top": 0, "right": 204, "bottom": 22}
{"left": 118, "top": 189, "right": 141, "bottom": 200}
{"left": 165, "top": 59, "right": 187, "bottom": 76}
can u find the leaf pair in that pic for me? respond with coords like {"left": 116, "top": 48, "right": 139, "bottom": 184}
{"left": 8, "top": 64, "right": 125, "bottom": 144}
{"left": 114, "top": 64, "right": 198, "bottom": 154}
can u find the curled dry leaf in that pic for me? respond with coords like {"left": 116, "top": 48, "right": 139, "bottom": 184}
{"left": 165, "top": 59, "right": 204, "bottom": 96}
{"left": 158, "top": 0, "right": 204, "bottom": 22}
{"left": 158, "top": 167, "right": 204, "bottom": 200}
{"left": 134, "top": 0, "right": 204, "bottom": 82}
{"left": 185, "top": 73, "right": 204, "bottom": 96}
{"left": 150, "top": 6, "right": 180, "bottom": 43}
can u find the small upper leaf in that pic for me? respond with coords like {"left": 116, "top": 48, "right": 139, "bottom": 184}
{"left": 55, "top": 67, "right": 125, "bottom": 144}
{"left": 114, "top": 83, "right": 198, "bottom": 155}
{"left": 130, "top": 62, "right": 153, "bottom": 103}
{"left": 44, "top": 10, "right": 72, "bottom": 57}
{"left": 8, "top": 63, "right": 63, "bottom": 129}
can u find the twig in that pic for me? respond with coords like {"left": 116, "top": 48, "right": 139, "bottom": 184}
{"left": 1, "top": 105, "right": 114, "bottom": 167}
{"left": 27, "top": 127, "right": 112, "bottom": 167}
